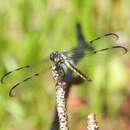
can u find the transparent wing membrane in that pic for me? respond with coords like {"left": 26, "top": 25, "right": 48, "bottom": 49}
{"left": 89, "top": 32, "right": 127, "bottom": 53}
{"left": 67, "top": 32, "right": 127, "bottom": 60}
{"left": 94, "top": 46, "right": 127, "bottom": 55}
{"left": 68, "top": 46, "right": 126, "bottom": 61}
{"left": 65, "top": 33, "right": 127, "bottom": 71}
{"left": 1, "top": 58, "right": 49, "bottom": 84}
{"left": 1, "top": 58, "right": 51, "bottom": 97}
{"left": 1, "top": 65, "right": 30, "bottom": 84}
{"left": 89, "top": 32, "right": 119, "bottom": 44}
{"left": 9, "top": 72, "right": 42, "bottom": 97}
{"left": 76, "top": 46, "right": 127, "bottom": 71}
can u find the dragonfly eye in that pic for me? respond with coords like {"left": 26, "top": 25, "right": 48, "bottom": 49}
{"left": 50, "top": 51, "right": 59, "bottom": 62}
{"left": 50, "top": 53, "right": 54, "bottom": 61}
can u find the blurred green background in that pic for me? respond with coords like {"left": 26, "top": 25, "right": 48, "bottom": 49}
{"left": 0, "top": 0, "right": 129, "bottom": 130}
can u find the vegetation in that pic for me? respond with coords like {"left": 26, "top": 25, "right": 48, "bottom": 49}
{"left": 0, "top": 0, "right": 129, "bottom": 130}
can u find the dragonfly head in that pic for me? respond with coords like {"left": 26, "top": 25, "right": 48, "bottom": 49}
{"left": 50, "top": 51, "right": 61, "bottom": 63}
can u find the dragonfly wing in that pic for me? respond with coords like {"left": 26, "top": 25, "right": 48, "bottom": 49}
{"left": 65, "top": 33, "right": 127, "bottom": 71}
{"left": 71, "top": 23, "right": 94, "bottom": 63}
{"left": 67, "top": 32, "right": 127, "bottom": 59}
{"left": 9, "top": 72, "right": 40, "bottom": 97}
{"left": 1, "top": 58, "right": 50, "bottom": 84}
{"left": 89, "top": 33, "right": 119, "bottom": 45}
{"left": 89, "top": 32, "right": 127, "bottom": 54}
{"left": 1, "top": 57, "right": 52, "bottom": 97}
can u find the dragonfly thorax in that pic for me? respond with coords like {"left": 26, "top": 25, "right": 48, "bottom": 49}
{"left": 50, "top": 51, "right": 67, "bottom": 64}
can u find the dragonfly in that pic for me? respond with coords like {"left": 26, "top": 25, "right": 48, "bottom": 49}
{"left": 1, "top": 32, "right": 128, "bottom": 97}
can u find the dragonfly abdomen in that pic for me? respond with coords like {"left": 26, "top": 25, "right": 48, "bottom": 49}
{"left": 64, "top": 60, "right": 92, "bottom": 82}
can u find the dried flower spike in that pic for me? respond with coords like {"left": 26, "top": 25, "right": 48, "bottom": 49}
{"left": 87, "top": 114, "right": 99, "bottom": 130}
